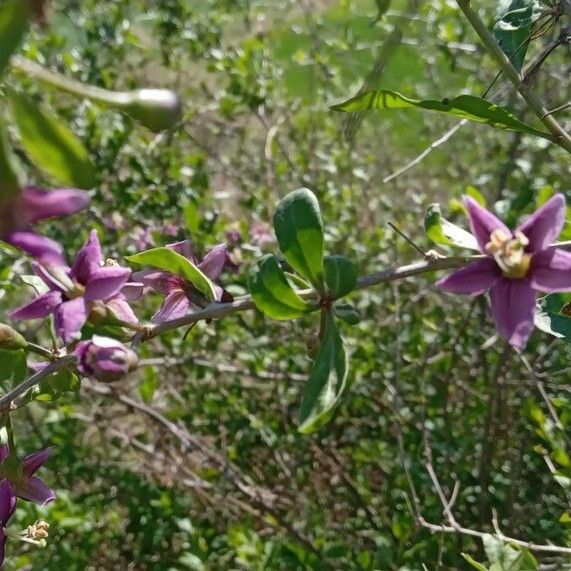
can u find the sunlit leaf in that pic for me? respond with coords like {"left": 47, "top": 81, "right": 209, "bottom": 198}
{"left": 494, "top": 0, "right": 541, "bottom": 71}
{"left": 127, "top": 247, "right": 216, "bottom": 300}
{"left": 331, "top": 91, "right": 549, "bottom": 138}
{"left": 299, "top": 311, "right": 348, "bottom": 433}
{"left": 249, "top": 254, "right": 315, "bottom": 320}
{"left": 425, "top": 203, "right": 479, "bottom": 249}
{"left": 0, "top": 0, "right": 30, "bottom": 76}
{"left": 7, "top": 89, "right": 95, "bottom": 188}
{"left": 274, "top": 188, "right": 325, "bottom": 291}
{"left": 324, "top": 255, "right": 358, "bottom": 298}
{"left": 534, "top": 293, "right": 571, "bottom": 342}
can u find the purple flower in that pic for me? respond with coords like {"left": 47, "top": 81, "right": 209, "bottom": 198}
{"left": 133, "top": 240, "right": 228, "bottom": 323}
{"left": 437, "top": 194, "right": 571, "bottom": 349}
{"left": 0, "top": 445, "right": 56, "bottom": 507}
{"left": 0, "top": 480, "right": 16, "bottom": 567}
{"left": 249, "top": 222, "right": 273, "bottom": 248}
{"left": 10, "top": 230, "right": 131, "bottom": 343}
{"left": 0, "top": 187, "right": 90, "bottom": 265}
{"left": 75, "top": 336, "right": 139, "bottom": 382}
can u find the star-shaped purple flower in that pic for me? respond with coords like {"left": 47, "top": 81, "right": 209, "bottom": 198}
{"left": 0, "top": 445, "right": 55, "bottom": 507}
{"left": 9, "top": 230, "right": 131, "bottom": 343}
{"left": 437, "top": 194, "right": 571, "bottom": 349}
{"left": 0, "top": 479, "right": 16, "bottom": 567}
{"left": 133, "top": 240, "right": 228, "bottom": 323}
{"left": 0, "top": 187, "right": 90, "bottom": 265}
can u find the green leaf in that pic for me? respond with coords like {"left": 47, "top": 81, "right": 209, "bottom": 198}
{"left": 36, "top": 368, "right": 79, "bottom": 402}
{"left": 0, "top": 0, "right": 30, "bottom": 76}
{"left": 139, "top": 367, "right": 158, "bottom": 404}
{"left": 7, "top": 88, "right": 95, "bottom": 189}
{"left": 424, "top": 203, "right": 479, "bottom": 249}
{"left": 324, "top": 255, "right": 358, "bottom": 298}
{"left": 534, "top": 294, "right": 571, "bottom": 342}
{"left": 331, "top": 91, "right": 550, "bottom": 139}
{"left": 461, "top": 554, "right": 489, "bottom": 571}
{"left": 299, "top": 311, "right": 348, "bottom": 433}
{"left": 127, "top": 247, "right": 217, "bottom": 300}
{"left": 483, "top": 534, "right": 537, "bottom": 570}
{"left": 333, "top": 301, "right": 360, "bottom": 325}
{"left": 493, "top": 0, "right": 540, "bottom": 72}
{"left": 249, "top": 255, "right": 315, "bottom": 320}
{"left": 0, "top": 349, "right": 26, "bottom": 389}
{"left": 509, "top": 550, "right": 538, "bottom": 571}
{"left": 273, "top": 188, "right": 325, "bottom": 290}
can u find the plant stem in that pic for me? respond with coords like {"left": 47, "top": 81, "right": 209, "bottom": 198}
{"left": 0, "top": 254, "right": 479, "bottom": 408}
{"left": 455, "top": 0, "right": 571, "bottom": 154}
{"left": 10, "top": 56, "right": 130, "bottom": 107}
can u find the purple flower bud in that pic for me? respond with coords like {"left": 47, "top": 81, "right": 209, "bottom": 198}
{"left": 75, "top": 336, "right": 139, "bottom": 383}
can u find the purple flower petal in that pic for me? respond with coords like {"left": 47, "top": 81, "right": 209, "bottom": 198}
{"left": 9, "top": 291, "right": 62, "bottom": 320}
{"left": 120, "top": 282, "right": 144, "bottom": 302}
{"left": 516, "top": 194, "right": 565, "bottom": 253}
{"left": 489, "top": 279, "right": 536, "bottom": 349}
{"left": 20, "top": 187, "right": 90, "bottom": 225}
{"left": 529, "top": 248, "right": 571, "bottom": 292}
{"left": 167, "top": 240, "right": 195, "bottom": 262}
{"left": 152, "top": 289, "right": 190, "bottom": 323}
{"left": 464, "top": 197, "right": 510, "bottom": 253}
{"left": 198, "top": 244, "right": 228, "bottom": 280}
{"left": 132, "top": 270, "right": 182, "bottom": 295}
{"left": 54, "top": 297, "right": 88, "bottom": 343}
{"left": 107, "top": 298, "right": 139, "bottom": 324}
{"left": 70, "top": 230, "right": 102, "bottom": 284}
{"left": 0, "top": 480, "right": 15, "bottom": 524}
{"left": 436, "top": 258, "right": 500, "bottom": 295}
{"left": 5, "top": 231, "right": 66, "bottom": 265}
{"left": 22, "top": 447, "right": 52, "bottom": 477}
{"left": 84, "top": 265, "right": 131, "bottom": 301}
{"left": 16, "top": 475, "right": 55, "bottom": 506}
{"left": 32, "top": 262, "right": 74, "bottom": 293}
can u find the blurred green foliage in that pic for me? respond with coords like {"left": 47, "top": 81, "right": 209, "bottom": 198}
{"left": 0, "top": 0, "right": 570, "bottom": 569}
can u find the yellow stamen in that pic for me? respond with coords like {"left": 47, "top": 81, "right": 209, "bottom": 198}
{"left": 485, "top": 229, "right": 531, "bottom": 279}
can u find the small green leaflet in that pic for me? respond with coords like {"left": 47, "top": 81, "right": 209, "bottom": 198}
{"left": 249, "top": 255, "right": 315, "bottom": 320}
{"left": 483, "top": 534, "right": 538, "bottom": 571}
{"left": 273, "top": 188, "right": 325, "bottom": 292}
{"left": 127, "top": 247, "right": 217, "bottom": 301}
{"left": 493, "top": 0, "right": 540, "bottom": 72}
{"left": 36, "top": 368, "right": 80, "bottom": 402}
{"left": 425, "top": 203, "right": 479, "bottom": 249}
{"left": 0, "top": 0, "right": 30, "bottom": 76}
{"left": 331, "top": 91, "right": 550, "bottom": 139}
{"left": 324, "top": 255, "right": 358, "bottom": 298}
{"left": 7, "top": 88, "right": 95, "bottom": 188}
{"left": 0, "top": 349, "right": 27, "bottom": 389}
{"left": 462, "top": 554, "right": 488, "bottom": 571}
{"left": 299, "top": 311, "right": 348, "bottom": 433}
{"left": 534, "top": 293, "right": 571, "bottom": 343}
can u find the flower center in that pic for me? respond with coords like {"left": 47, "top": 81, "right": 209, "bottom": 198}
{"left": 485, "top": 229, "right": 531, "bottom": 279}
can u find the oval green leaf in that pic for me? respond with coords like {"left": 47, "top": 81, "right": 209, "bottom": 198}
{"left": 127, "top": 247, "right": 216, "bottom": 300}
{"left": 534, "top": 293, "right": 571, "bottom": 343}
{"left": 0, "top": 0, "right": 30, "bottom": 76}
{"left": 494, "top": 0, "right": 540, "bottom": 72}
{"left": 299, "top": 311, "right": 348, "bottom": 433}
{"left": 425, "top": 203, "right": 479, "bottom": 250}
{"left": 324, "top": 255, "right": 358, "bottom": 299}
{"left": 331, "top": 90, "right": 550, "bottom": 139}
{"left": 249, "top": 255, "right": 315, "bottom": 320}
{"left": 7, "top": 88, "right": 95, "bottom": 188}
{"left": 273, "top": 188, "right": 325, "bottom": 290}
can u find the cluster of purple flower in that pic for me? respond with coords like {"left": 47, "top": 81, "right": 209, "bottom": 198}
{"left": 0, "top": 445, "right": 54, "bottom": 564}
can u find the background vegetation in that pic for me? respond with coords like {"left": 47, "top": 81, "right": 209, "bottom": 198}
{"left": 1, "top": 0, "right": 571, "bottom": 568}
